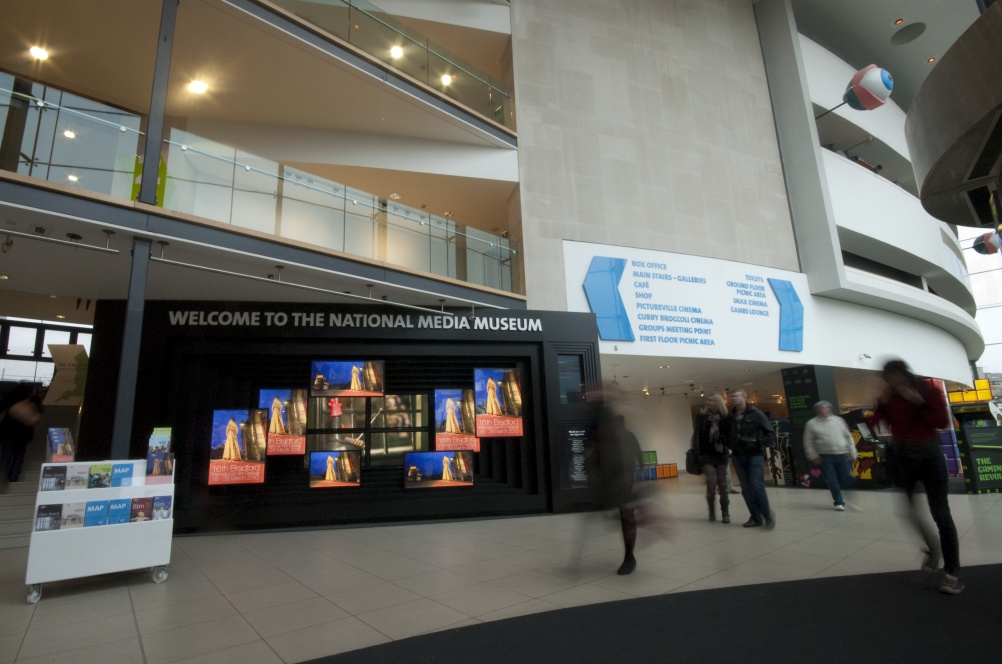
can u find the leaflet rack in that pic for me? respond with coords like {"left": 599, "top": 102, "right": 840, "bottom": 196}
{"left": 24, "top": 460, "right": 175, "bottom": 603}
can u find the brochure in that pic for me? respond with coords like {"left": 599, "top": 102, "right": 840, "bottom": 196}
{"left": 130, "top": 497, "right": 153, "bottom": 522}
{"left": 111, "top": 463, "right": 134, "bottom": 487}
{"left": 107, "top": 498, "right": 131, "bottom": 525}
{"left": 40, "top": 465, "right": 67, "bottom": 491}
{"left": 65, "top": 464, "right": 89, "bottom": 489}
{"left": 60, "top": 502, "right": 86, "bottom": 529}
{"left": 152, "top": 495, "right": 172, "bottom": 520}
{"left": 35, "top": 504, "right": 62, "bottom": 532}
{"left": 83, "top": 500, "right": 110, "bottom": 527}
{"left": 88, "top": 464, "right": 112, "bottom": 489}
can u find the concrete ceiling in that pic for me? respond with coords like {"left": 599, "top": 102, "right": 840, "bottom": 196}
{"left": 790, "top": 0, "right": 981, "bottom": 111}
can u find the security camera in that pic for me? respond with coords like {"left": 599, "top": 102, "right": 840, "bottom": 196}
{"left": 467, "top": 312, "right": 475, "bottom": 322}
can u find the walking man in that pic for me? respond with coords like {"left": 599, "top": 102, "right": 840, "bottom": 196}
{"left": 803, "top": 401, "right": 857, "bottom": 511}
{"left": 727, "top": 389, "right": 775, "bottom": 529}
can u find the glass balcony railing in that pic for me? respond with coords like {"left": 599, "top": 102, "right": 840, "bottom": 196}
{"left": 266, "top": 0, "right": 515, "bottom": 131}
{"left": 160, "top": 129, "right": 515, "bottom": 292}
{"left": 1, "top": 74, "right": 518, "bottom": 294}
{"left": 0, "top": 73, "right": 144, "bottom": 199}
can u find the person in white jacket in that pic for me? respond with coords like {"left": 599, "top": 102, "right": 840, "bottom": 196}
{"left": 803, "top": 401, "right": 857, "bottom": 511}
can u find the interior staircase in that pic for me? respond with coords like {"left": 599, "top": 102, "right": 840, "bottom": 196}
{"left": 0, "top": 405, "right": 78, "bottom": 549}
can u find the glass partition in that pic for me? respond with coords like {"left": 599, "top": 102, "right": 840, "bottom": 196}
{"left": 267, "top": 0, "right": 514, "bottom": 131}
{"left": 0, "top": 0, "right": 160, "bottom": 192}
{"left": 161, "top": 129, "right": 517, "bottom": 291}
{"left": 0, "top": 74, "right": 144, "bottom": 198}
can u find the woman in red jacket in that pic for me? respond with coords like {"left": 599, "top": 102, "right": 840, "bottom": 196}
{"left": 867, "top": 359, "right": 962, "bottom": 595}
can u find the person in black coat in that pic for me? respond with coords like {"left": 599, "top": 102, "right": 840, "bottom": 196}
{"left": 691, "top": 393, "right": 736, "bottom": 523}
{"left": 0, "top": 382, "right": 43, "bottom": 482}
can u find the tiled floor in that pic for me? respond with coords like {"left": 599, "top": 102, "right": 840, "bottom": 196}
{"left": 2, "top": 475, "right": 1001, "bottom": 663}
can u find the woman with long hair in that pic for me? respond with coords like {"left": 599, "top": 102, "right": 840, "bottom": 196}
{"left": 691, "top": 393, "right": 735, "bottom": 523}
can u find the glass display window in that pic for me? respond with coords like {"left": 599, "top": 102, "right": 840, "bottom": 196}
{"left": 308, "top": 396, "right": 367, "bottom": 429}
{"left": 369, "top": 431, "right": 430, "bottom": 466}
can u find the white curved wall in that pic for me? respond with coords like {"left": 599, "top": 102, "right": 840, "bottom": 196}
{"left": 823, "top": 149, "right": 974, "bottom": 312}
{"left": 799, "top": 35, "right": 909, "bottom": 160}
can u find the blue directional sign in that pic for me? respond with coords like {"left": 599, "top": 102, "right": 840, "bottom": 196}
{"left": 583, "top": 256, "right": 634, "bottom": 341}
{"left": 768, "top": 278, "right": 804, "bottom": 351}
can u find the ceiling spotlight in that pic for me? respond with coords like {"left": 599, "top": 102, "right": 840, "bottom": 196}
{"left": 188, "top": 80, "right": 208, "bottom": 94}
{"left": 63, "top": 129, "right": 76, "bottom": 139}
{"left": 390, "top": 45, "right": 403, "bottom": 59}
{"left": 699, "top": 391, "right": 704, "bottom": 398}
{"left": 67, "top": 174, "right": 78, "bottom": 182}
{"left": 894, "top": 18, "right": 904, "bottom": 25}
{"left": 659, "top": 365, "right": 669, "bottom": 369}
{"left": 49, "top": 294, "right": 58, "bottom": 298}
{"left": 443, "top": 211, "right": 454, "bottom": 218}
{"left": 441, "top": 74, "right": 453, "bottom": 86}
{"left": 927, "top": 57, "right": 936, "bottom": 63}
{"left": 389, "top": 192, "right": 401, "bottom": 200}
{"left": 55, "top": 314, "right": 66, "bottom": 319}
{"left": 0, "top": 274, "right": 8, "bottom": 280}
{"left": 29, "top": 46, "right": 48, "bottom": 60}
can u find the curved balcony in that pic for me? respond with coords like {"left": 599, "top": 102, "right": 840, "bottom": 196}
{"left": 823, "top": 149, "right": 974, "bottom": 315}
{"left": 905, "top": 2, "right": 1002, "bottom": 227}
{"left": 799, "top": 35, "right": 917, "bottom": 196}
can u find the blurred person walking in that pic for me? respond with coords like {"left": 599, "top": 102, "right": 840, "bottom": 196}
{"left": 727, "top": 389, "right": 776, "bottom": 529}
{"left": 803, "top": 400, "right": 857, "bottom": 511}
{"left": 0, "top": 383, "right": 43, "bottom": 482}
{"left": 691, "top": 393, "right": 735, "bottom": 523}
{"left": 867, "top": 359, "right": 963, "bottom": 595}
{"left": 583, "top": 396, "right": 645, "bottom": 575}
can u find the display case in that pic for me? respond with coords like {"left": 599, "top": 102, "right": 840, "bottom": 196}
{"left": 306, "top": 393, "right": 430, "bottom": 467}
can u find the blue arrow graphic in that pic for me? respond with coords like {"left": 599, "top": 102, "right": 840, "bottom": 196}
{"left": 768, "top": 278, "right": 804, "bottom": 352}
{"left": 583, "top": 257, "right": 634, "bottom": 341}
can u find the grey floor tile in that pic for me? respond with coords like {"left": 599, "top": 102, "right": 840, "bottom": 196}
{"left": 14, "top": 636, "right": 142, "bottom": 664}
{"left": 168, "top": 639, "right": 282, "bottom": 664}
{"left": 135, "top": 594, "right": 238, "bottom": 635}
{"left": 356, "top": 598, "right": 471, "bottom": 640}
{"left": 225, "top": 580, "right": 318, "bottom": 613}
{"left": 17, "top": 613, "right": 137, "bottom": 660}
{"left": 140, "top": 613, "right": 261, "bottom": 664}
{"left": 325, "top": 581, "right": 422, "bottom": 615}
{"left": 242, "top": 596, "right": 349, "bottom": 639}
{"left": 265, "top": 616, "right": 390, "bottom": 663}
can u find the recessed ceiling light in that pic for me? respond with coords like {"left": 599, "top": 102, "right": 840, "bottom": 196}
{"left": 927, "top": 57, "right": 936, "bottom": 63}
{"left": 389, "top": 192, "right": 401, "bottom": 200}
{"left": 0, "top": 274, "right": 9, "bottom": 280}
{"left": 390, "top": 45, "right": 403, "bottom": 59}
{"left": 63, "top": 129, "right": 76, "bottom": 139}
{"left": 188, "top": 80, "right": 208, "bottom": 94}
{"left": 894, "top": 18, "right": 904, "bottom": 25}
{"left": 443, "top": 211, "right": 454, "bottom": 217}
{"left": 659, "top": 365, "right": 669, "bottom": 369}
{"left": 29, "top": 46, "right": 48, "bottom": 60}
{"left": 441, "top": 74, "right": 453, "bottom": 86}
{"left": 50, "top": 294, "right": 58, "bottom": 298}
{"left": 67, "top": 174, "right": 78, "bottom": 182}
{"left": 56, "top": 314, "right": 66, "bottom": 319}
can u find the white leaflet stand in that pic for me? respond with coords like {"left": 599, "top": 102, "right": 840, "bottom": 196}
{"left": 25, "top": 460, "right": 175, "bottom": 604}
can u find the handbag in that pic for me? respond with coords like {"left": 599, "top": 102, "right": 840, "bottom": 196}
{"left": 7, "top": 399, "right": 41, "bottom": 427}
{"left": 685, "top": 448, "right": 704, "bottom": 475}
